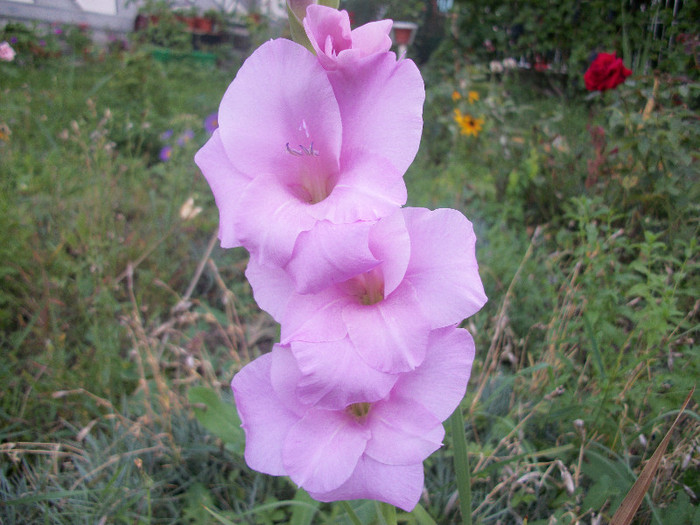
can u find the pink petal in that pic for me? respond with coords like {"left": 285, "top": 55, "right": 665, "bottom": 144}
{"left": 245, "top": 257, "right": 296, "bottom": 322}
{"left": 283, "top": 408, "right": 370, "bottom": 493}
{"left": 392, "top": 326, "right": 475, "bottom": 422}
{"left": 368, "top": 209, "right": 410, "bottom": 297}
{"left": 304, "top": 5, "right": 392, "bottom": 70}
{"left": 350, "top": 20, "right": 392, "bottom": 57}
{"left": 364, "top": 396, "right": 444, "bottom": 465}
{"left": 286, "top": 220, "right": 379, "bottom": 294}
{"left": 311, "top": 150, "right": 407, "bottom": 224}
{"left": 290, "top": 337, "right": 398, "bottom": 409}
{"left": 281, "top": 287, "right": 350, "bottom": 343}
{"left": 234, "top": 175, "right": 317, "bottom": 268}
{"left": 342, "top": 282, "right": 430, "bottom": 373}
{"left": 218, "top": 38, "right": 341, "bottom": 181}
{"left": 307, "top": 456, "right": 424, "bottom": 512}
{"left": 269, "top": 344, "right": 309, "bottom": 417}
{"left": 194, "top": 130, "right": 249, "bottom": 248}
{"left": 303, "top": 5, "right": 352, "bottom": 69}
{"left": 231, "top": 353, "right": 298, "bottom": 475}
{"left": 329, "top": 52, "right": 424, "bottom": 175}
{"left": 403, "top": 207, "right": 487, "bottom": 328}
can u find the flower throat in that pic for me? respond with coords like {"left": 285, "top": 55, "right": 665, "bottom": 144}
{"left": 286, "top": 141, "right": 337, "bottom": 204}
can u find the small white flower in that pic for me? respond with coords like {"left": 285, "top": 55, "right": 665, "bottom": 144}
{"left": 179, "top": 197, "right": 202, "bottom": 221}
{"left": 502, "top": 57, "right": 517, "bottom": 70}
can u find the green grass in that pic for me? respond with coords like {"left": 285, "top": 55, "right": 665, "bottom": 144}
{"left": 1, "top": 47, "right": 698, "bottom": 525}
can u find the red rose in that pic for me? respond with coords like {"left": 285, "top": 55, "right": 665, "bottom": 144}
{"left": 584, "top": 52, "right": 632, "bottom": 91}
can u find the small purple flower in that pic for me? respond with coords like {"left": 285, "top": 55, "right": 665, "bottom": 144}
{"left": 39, "top": 40, "right": 46, "bottom": 47}
{"left": 160, "top": 129, "right": 174, "bottom": 141}
{"left": 177, "top": 129, "right": 194, "bottom": 146}
{"left": 54, "top": 27, "right": 63, "bottom": 35}
{"left": 204, "top": 112, "right": 218, "bottom": 134}
{"left": 159, "top": 145, "right": 173, "bottom": 162}
{"left": 10, "top": 36, "right": 18, "bottom": 44}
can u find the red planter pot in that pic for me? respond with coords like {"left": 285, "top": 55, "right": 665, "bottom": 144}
{"left": 194, "top": 17, "right": 214, "bottom": 33}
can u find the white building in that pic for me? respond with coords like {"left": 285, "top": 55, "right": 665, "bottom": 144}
{"left": 0, "top": 0, "right": 289, "bottom": 37}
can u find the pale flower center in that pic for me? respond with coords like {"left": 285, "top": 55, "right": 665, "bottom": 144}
{"left": 344, "top": 267, "right": 385, "bottom": 306}
{"left": 346, "top": 402, "right": 372, "bottom": 421}
{"left": 285, "top": 141, "right": 336, "bottom": 204}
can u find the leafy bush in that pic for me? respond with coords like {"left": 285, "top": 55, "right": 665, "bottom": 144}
{"left": 445, "top": 0, "right": 700, "bottom": 82}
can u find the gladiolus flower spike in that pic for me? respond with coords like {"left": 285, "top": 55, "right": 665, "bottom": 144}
{"left": 195, "top": 3, "right": 487, "bottom": 512}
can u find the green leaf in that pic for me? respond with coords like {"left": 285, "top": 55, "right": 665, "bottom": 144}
{"left": 449, "top": 405, "right": 473, "bottom": 525}
{"left": 409, "top": 503, "right": 438, "bottom": 525}
{"left": 584, "top": 314, "right": 607, "bottom": 380}
{"left": 377, "top": 501, "right": 397, "bottom": 525}
{"left": 289, "top": 489, "right": 320, "bottom": 525}
{"left": 610, "top": 387, "right": 695, "bottom": 525}
{"left": 188, "top": 386, "right": 245, "bottom": 453}
{"left": 202, "top": 505, "right": 238, "bottom": 525}
{"left": 287, "top": 3, "right": 314, "bottom": 52}
{"left": 206, "top": 498, "right": 320, "bottom": 524}
{"left": 637, "top": 136, "right": 650, "bottom": 156}
{"left": 340, "top": 501, "right": 364, "bottom": 525}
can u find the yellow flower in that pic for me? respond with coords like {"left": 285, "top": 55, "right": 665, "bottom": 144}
{"left": 451, "top": 90, "right": 462, "bottom": 101}
{"left": 453, "top": 109, "right": 484, "bottom": 137}
{"left": 468, "top": 90, "right": 480, "bottom": 104}
{"left": 0, "top": 123, "right": 10, "bottom": 142}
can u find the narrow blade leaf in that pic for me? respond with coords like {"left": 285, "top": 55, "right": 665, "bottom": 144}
{"left": 610, "top": 387, "right": 695, "bottom": 525}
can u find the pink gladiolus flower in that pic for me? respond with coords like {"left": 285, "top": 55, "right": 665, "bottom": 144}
{"left": 0, "top": 41, "right": 16, "bottom": 62}
{"left": 200, "top": 5, "right": 487, "bottom": 513}
{"left": 232, "top": 326, "right": 475, "bottom": 511}
{"left": 246, "top": 207, "right": 487, "bottom": 407}
{"left": 303, "top": 4, "right": 392, "bottom": 70}
{"left": 195, "top": 35, "right": 423, "bottom": 268}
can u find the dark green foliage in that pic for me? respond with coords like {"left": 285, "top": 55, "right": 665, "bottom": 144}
{"left": 449, "top": 0, "right": 700, "bottom": 80}
{"left": 404, "top": 48, "right": 698, "bottom": 522}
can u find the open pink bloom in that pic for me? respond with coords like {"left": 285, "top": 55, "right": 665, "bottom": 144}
{"left": 232, "top": 326, "right": 475, "bottom": 511}
{"left": 303, "top": 4, "right": 392, "bottom": 70}
{"left": 246, "top": 207, "right": 487, "bottom": 406}
{"left": 194, "top": 36, "right": 422, "bottom": 268}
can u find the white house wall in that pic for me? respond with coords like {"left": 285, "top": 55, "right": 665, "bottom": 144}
{"left": 0, "top": 0, "right": 288, "bottom": 33}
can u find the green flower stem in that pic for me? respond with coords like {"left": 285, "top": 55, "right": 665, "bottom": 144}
{"left": 449, "top": 405, "right": 473, "bottom": 525}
